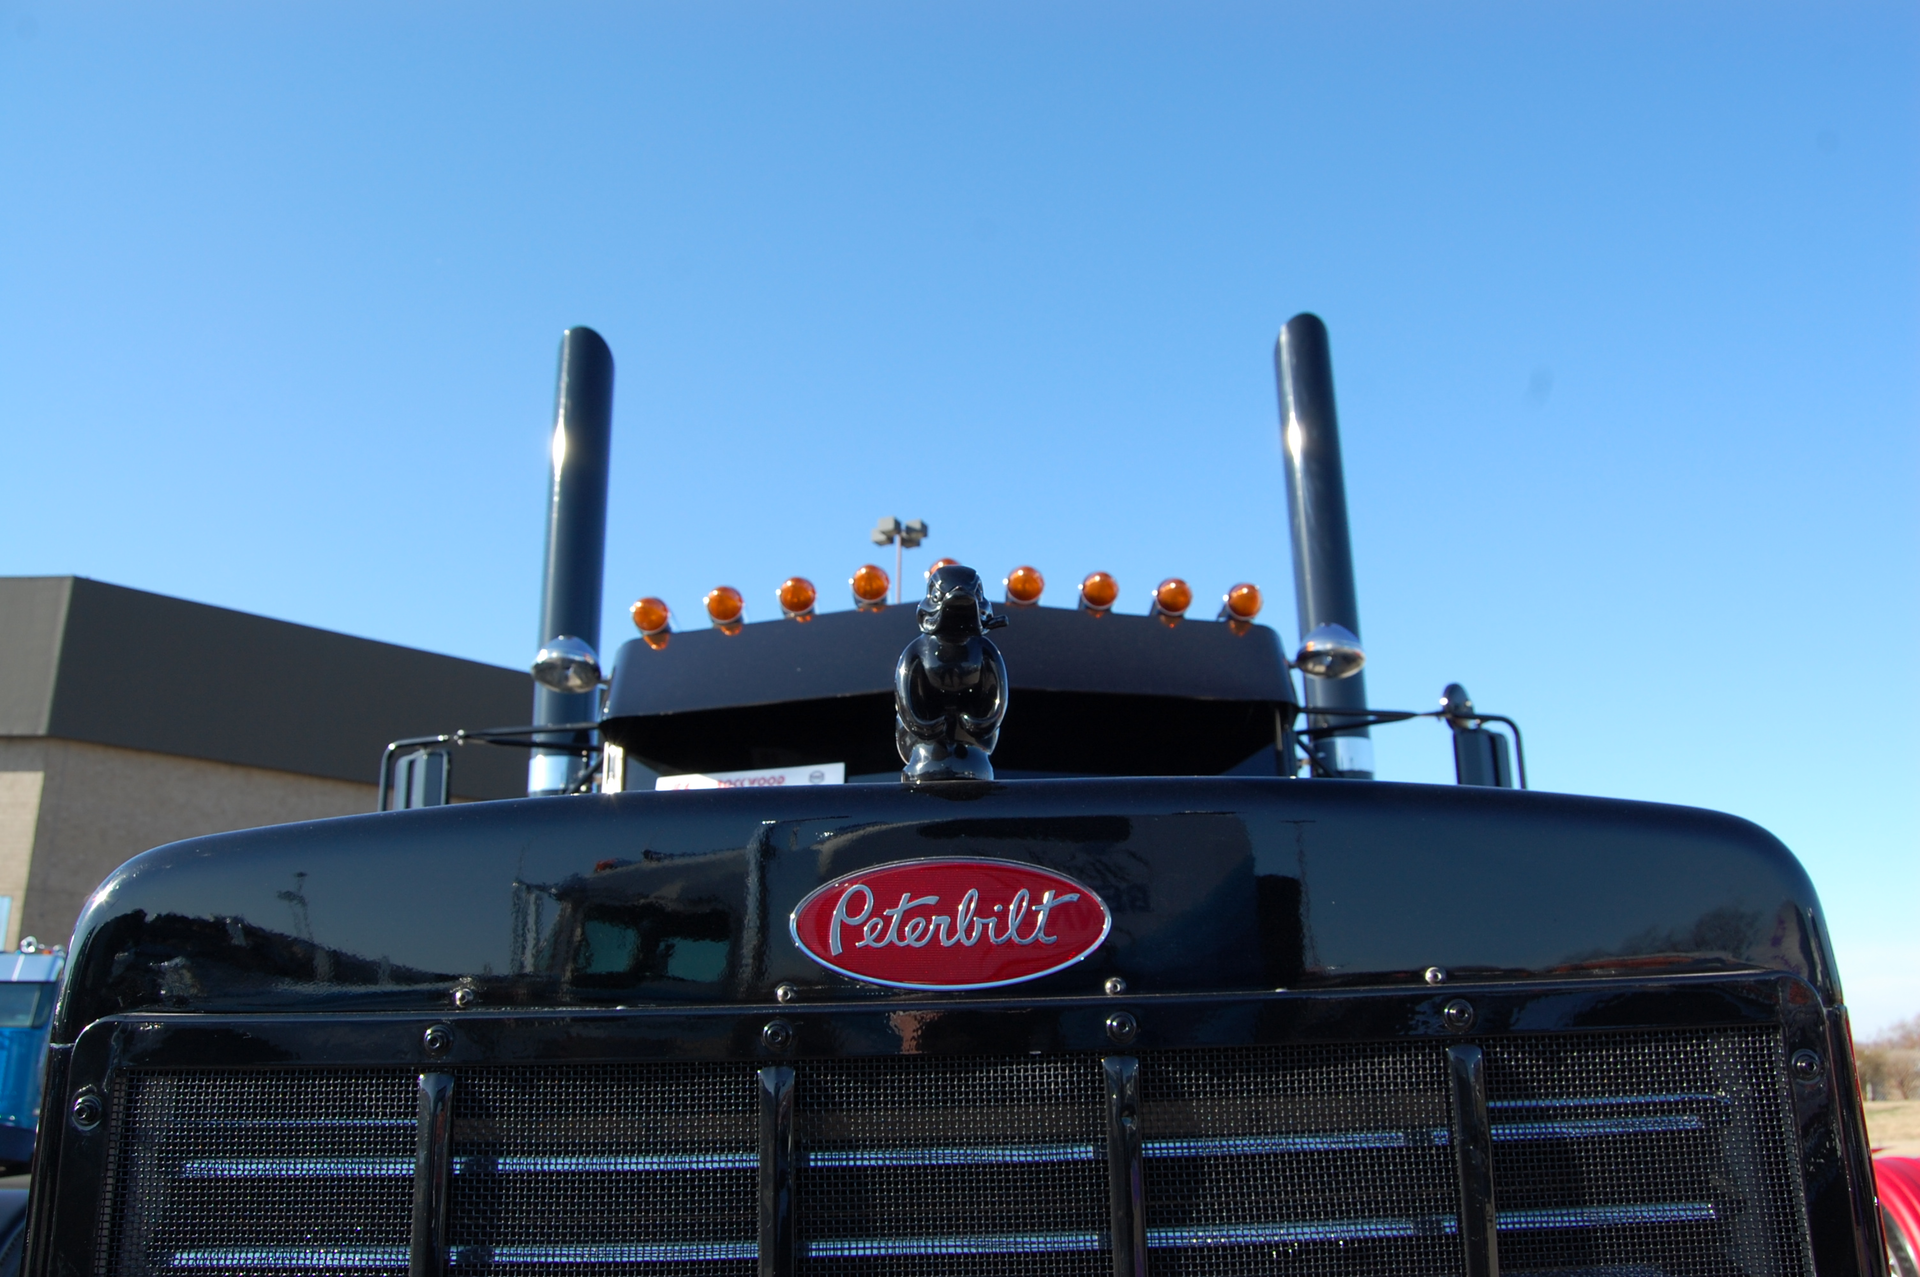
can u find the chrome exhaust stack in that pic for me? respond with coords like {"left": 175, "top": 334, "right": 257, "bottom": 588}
{"left": 1274, "top": 314, "right": 1373, "bottom": 779}
{"left": 529, "top": 327, "right": 614, "bottom": 796}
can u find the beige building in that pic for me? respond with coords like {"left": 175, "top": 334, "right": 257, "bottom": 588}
{"left": 0, "top": 578, "right": 530, "bottom": 950}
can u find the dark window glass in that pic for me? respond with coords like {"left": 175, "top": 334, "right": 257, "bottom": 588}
{"left": 0, "top": 983, "right": 56, "bottom": 1028}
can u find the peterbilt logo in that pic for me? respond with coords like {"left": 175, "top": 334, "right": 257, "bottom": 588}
{"left": 789, "top": 858, "right": 1112, "bottom": 990}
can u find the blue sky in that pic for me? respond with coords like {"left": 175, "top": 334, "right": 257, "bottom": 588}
{"left": 2, "top": 2, "right": 1914, "bottom": 1029}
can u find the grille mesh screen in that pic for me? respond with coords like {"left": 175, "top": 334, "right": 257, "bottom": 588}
{"left": 98, "top": 1025, "right": 1813, "bottom": 1277}
{"left": 794, "top": 1055, "right": 1108, "bottom": 1277}
{"left": 1137, "top": 1042, "right": 1461, "bottom": 1277}
{"left": 105, "top": 1069, "right": 416, "bottom": 1277}
{"left": 1486, "top": 1028, "right": 1811, "bottom": 1277}
{"left": 447, "top": 1062, "right": 758, "bottom": 1276}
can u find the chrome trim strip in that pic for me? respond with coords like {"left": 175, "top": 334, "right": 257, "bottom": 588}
{"left": 179, "top": 1158, "right": 415, "bottom": 1178}
{"left": 1487, "top": 1094, "right": 1723, "bottom": 1110}
{"left": 487, "top": 1243, "right": 758, "bottom": 1263}
{"left": 804, "top": 1232, "right": 1105, "bottom": 1257}
{"left": 1498, "top": 1203, "right": 1718, "bottom": 1230}
{"left": 173, "top": 1112, "right": 1703, "bottom": 1183}
{"left": 1493, "top": 1116, "right": 1705, "bottom": 1141}
{"left": 494, "top": 1153, "right": 756, "bottom": 1173}
{"left": 1144, "top": 1130, "right": 1444, "bottom": 1156}
{"left": 168, "top": 1249, "right": 410, "bottom": 1269}
{"left": 1148, "top": 1216, "right": 1460, "bottom": 1247}
{"left": 806, "top": 1143, "right": 1096, "bottom": 1168}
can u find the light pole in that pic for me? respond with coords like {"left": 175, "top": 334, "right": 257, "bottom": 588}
{"left": 872, "top": 517, "right": 929, "bottom": 603}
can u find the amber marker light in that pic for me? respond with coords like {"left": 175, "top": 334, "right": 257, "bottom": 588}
{"left": 1220, "top": 582, "right": 1263, "bottom": 625}
{"left": 925, "top": 557, "right": 959, "bottom": 579}
{"left": 851, "top": 564, "right": 890, "bottom": 610}
{"left": 630, "top": 597, "right": 671, "bottom": 636}
{"left": 1151, "top": 577, "right": 1193, "bottom": 623}
{"left": 777, "top": 576, "right": 817, "bottom": 621}
{"left": 1079, "top": 571, "right": 1119, "bottom": 614}
{"left": 1003, "top": 566, "right": 1044, "bottom": 607}
{"left": 705, "top": 586, "right": 745, "bottom": 630}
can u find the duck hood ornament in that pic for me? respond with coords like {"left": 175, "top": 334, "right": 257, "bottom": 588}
{"left": 894, "top": 564, "right": 1010, "bottom": 783}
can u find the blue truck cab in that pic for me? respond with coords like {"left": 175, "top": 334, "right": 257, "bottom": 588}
{"left": 0, "top": 948, "right": 65, "bottom": 1173}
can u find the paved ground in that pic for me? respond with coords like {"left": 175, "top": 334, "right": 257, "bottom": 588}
{"left": 1868, "top": 1100, "right": 1920, "bottom": 1158}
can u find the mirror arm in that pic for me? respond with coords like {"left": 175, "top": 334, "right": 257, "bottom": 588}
{"left": 1280, "top": 706, "right": 1528, "bottom": 791}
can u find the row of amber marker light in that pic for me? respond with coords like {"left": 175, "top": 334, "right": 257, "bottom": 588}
{"left": 626, "top": 564, "right": 1263, "bottom": 646}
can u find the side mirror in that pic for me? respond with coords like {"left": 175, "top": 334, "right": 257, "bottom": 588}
{"left": 531, "top": 636, "right": 604, "bottom": 694}
{"left": 1292, "top": 623, "right": 1366, "bottom": 679}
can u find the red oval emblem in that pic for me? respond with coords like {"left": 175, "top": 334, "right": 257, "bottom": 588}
{"left": 789, "top": 858, "right": 1112, "bottom": 990}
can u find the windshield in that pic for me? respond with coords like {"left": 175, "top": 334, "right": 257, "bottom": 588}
{"left": 0, "top": 983, "right": 56, "bottom": 1029}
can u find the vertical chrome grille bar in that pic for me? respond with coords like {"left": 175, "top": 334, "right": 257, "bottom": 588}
{"left": 409, "top": 1072, "right": 455, "bottom": 1277}
{"left": 758, "top": 1065, "right": 796, "bottom": 1277}
{"left": 1105, "top": 1056, "right": 1148, "bottom": 1277}
{"left": 1448, "top": 1044, "right": 1501, "bottom": 1277}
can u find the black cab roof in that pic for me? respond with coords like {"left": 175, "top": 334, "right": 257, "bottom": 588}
{"left": 601, "top": 604, "right": 1298, "bottom": 779}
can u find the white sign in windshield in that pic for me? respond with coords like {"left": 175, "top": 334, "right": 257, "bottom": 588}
{"left": 656, "top": 762, "right": 846, "bottom": 791}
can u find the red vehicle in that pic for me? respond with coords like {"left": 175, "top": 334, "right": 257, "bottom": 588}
{"left": 1880, "top": 1154, "right": 1920, "bottom": 1277}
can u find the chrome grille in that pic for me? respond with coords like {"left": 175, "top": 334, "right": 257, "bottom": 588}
{"left": 447, "top": 1063, "right": 758, "bottom": 1276}
{"left": 99, "top": 1026, "right": 1812, "bottom": 1277}
{"left": 104, "top": 1069, "right": 416, "bottom": 1276}
{"left": 794, "top": 1055, "right": 1108, "bottom": 1276}
{"left": 1485, "top": 1029, "right": 1811, "bottom": 1277}
{"left": 1136, "top": 1042, "right": 1460, "bottom": 1277}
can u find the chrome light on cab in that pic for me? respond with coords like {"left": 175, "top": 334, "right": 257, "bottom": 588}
{"left": 531, "top": 635, "right": 603, "bottom": 693}
{"left": 1294, "top": 622, "right": 1366, "bottom": 679}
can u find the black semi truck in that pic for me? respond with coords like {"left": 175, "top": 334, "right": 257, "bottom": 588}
{"left": 14, "top": 318, "right": 1886, "bottom": 1277}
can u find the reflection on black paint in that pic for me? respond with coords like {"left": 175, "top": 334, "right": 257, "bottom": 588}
{"left": 918, "top": 816, "right": 1134, "bottom": 845}
{"left": 521, "top": 858, "right": 740, "bottom": 990}
{"left": 566, "top": 902, "right": 733, "bottom": 986}
{"left": 54, "top": 778, "right": 1835, "bottom": 1031}
{"left": 1257, "top": 875, "right": 1307, "bottom": 987}
{"left": 809, "top": 812, "right": 1260, "bottom": 994}
{"left": 85, "top": 908, "right": 452, "bottom": 1013}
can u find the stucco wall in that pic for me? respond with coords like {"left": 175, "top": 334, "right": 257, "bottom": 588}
{"left": 0, "top": 767, "right": 44, "bottom": 949}
{"left": 0, "top": 738, "right": 375, "bottom": 950}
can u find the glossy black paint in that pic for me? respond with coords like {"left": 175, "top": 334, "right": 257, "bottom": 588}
{"left": 29, "top": 976, "right": 1871, "bottom": 1277}
{"left": 602, "top": 604, "right": 1296, "bottom": 777}
{"left": 894, "top": 565, "right": 1009, "bottom": 783}
{"left": 53, "top": 777, "right": 1837, "bottom": 1040}
{"left": 1452, "top": 726, "right": 1514, "bottom": 789}
{"left": 1274, "top": 314, "right": 1372, "bottom": 778}
{"left": 46, "top": 978, "right": 1818, "bottom": 1072}
{"left": 1447, "top": 1044, "right": 1499, "bottom": 1277}
{"left": 0, "top": 1188, "right": 25, "bottom": 1277}
{"left": 1104, "top": 1055, "right": 1146, "bottom": 1277}
{"left": 410, "top": 1072, "right": 453, "bottom": 1277}
{"left": 758, "top": 1065, "right": 795, "bottom": 1277}
{"left": 18, "top": 1046, "right": 64, "bottom": 1277}
{"left": 1825, "top": 1007, "right": 1890, "bottom": 1277}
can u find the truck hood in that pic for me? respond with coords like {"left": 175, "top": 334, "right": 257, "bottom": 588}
{"left": 54, "top": 777, "right": 1836, "bottom": 1042}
